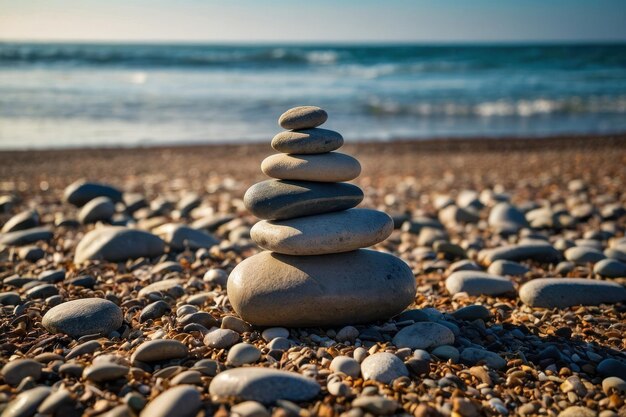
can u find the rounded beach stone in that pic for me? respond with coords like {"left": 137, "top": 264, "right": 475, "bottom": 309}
{"left": 250, "top": 208, "right": 393, "bottom": 255}
{"left": 360, "top": 352, "right": 408, "bottom": 384}
{"left": 261, "top": 152, "right": 361, "bottom": 182}
{"left": 597, "top": 358, "right": 626, "bottom": 380}
{"left": 231, "top": 401, "right": 270, "bottom": 417}
{"left": 329, "top": 356, "right": 360, "bottom": 378}
{"left": 2, "top": 386, "right": 51, "bottom": 417}
{"left": 478, "top": 243, "right": 562, "bottom": 265}
{"left": 1, "top": 210, "right": 39, "bottom": 233}
{"left": 487, "top": 260, "right": 530, "bottom": 276}
{"left": 140, "top": 386, "right": 201, "bottom": 417}
{"left": 209, "top": 367, "right": 320, "bottom": 404}
{"left": 64, "top": 180, "right": 123, "bottom": 207}
{"left": 244, "top": 180, "right": 363, "bottom": 221}
{"left": 83, "top": 363, "right": 129, "bottom": 382}
{"left": 271, "top": 128, "right": 343, "bottom": 154}
{"left": 519, "top": 278, "right": 626, "bottom": 308}
{"left": 74, "top": 226, "right": 165, "bottom": 263}
{"left": 487, "top": 202, "right": 528, "bottom": 234}
{"left": 204, "top": 329, "right": 240, "bottom": 349}
{"left": 1, "top": 359, "right": 42, "bottom": 386}
{"left": 154, "top": 223, "right": 219, "bottom": 251}
{"left": 451, "top": 304, "right": 491, "bottom": 321}
{"left": 227, "top": 343, "right": 262, "bottom": 366}
{"left": 445, "top": 271, "right": 515, "bottom": 296}
{"left": 78, "top": 196, "right": 115, "bottom": 224}
{"left": 565, "top": 246, "right": 606, "bottom": 265}
{"left": 227, "top": 250, "right": 416, "bottom": 327}
{"left": 278, "top": 106, "right": 327, "bottom": 130}
{"left": 594, "top": 258, "right": 626, "bottom": 278}
{"left": 42, "top": 298, "right": 123, "bottom": 338}
{"left": 392, "top": 322, "right": 455, "bottom": 350}
{"left": 460, "top": 348, "right": 506, "bottom": 370}
{"left": 131, "top": 339, "right": 188, "bottom": 364}
{"left": 0, "top": 227, "right": 53, "bottom": 246}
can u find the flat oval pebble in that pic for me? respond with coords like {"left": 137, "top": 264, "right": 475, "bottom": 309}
{"left": 1, "top": 386, "right": 51, "bottom": 417}
{"left": 228, "top": 250, "right": 416, "bottom": 327}
{"left": 79, "top": 196, "right": 115, "bottom": 224}
{"left": 140, "top": 386, "right": 201, "bottom": 417}
{"left": 154, "top": 223, "right": 219, "bottom": 251}
{"left": 459, "top": 347, "right": 506, "bottom": 370}
{"left": 1, "top": 359, "right": 42, "bottom": 386}
{"left": 271, "top": 128, "right": 343, "bottom": 154}
{"left": 250, "top": 208, "right": 393, "bottom": 255}
{"left": 487, "top": 259, "right": 530, "bottom": 276}
{"left": 244, "top": 180, "right": 363, "bottom": 220}
{"left": 261, "top": 152, "right": 360, "bottom": 182}
{"left": 1, "top": 210, "right": 39, "bottom": 233}
{"left": 329, "top": 356, "right": 361, "bottom": 378}
{"left": 209, "top": 367, "right": 320, "bottom": 404}
{"left": 131, "top": 339, "right": 188, "bottom": 364}
{"left": 227, "top": 343, "right": 262, "bottom": 366}
{"left": 519, "top": 278, "right": 626, "bottom": 308}
{"left": 42, "top": 298, "right": 123, "bottom": 338}
{"left": 74, "top": 227, "right": 165, "bottom": 263}
{"left": 64, "top": 180, "right": 122, "bottom": 207}
{"left": 204, "top": 328, "right": 240, "bottom": 349}
{"left": 83, "top": 363, "right": 129, "bottom": 382}
{"left": 445, "top": 271, "right": 515, "bottom": 296}
{"left": 0, "top": 227, "right": 53, "bottom": 246}
{"left": 594, "top": 258, "right": 626, "bottom": 278}
{"left": 392, "top": 322, "right": 455, "bottom": 350}
{"left": 278, "top": 106, "right": 327, "bottom": 130}
{"left": 360, "top": 352, "right": 408, "bottom": 384}
{"left": 565, "top": 246, "right": 606, "bottom": 264}
{"left": 478, "top": 243, "right": 562, "bottom": 264}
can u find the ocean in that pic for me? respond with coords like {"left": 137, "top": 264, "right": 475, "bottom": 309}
{"left": 1, "top": 42, "right": 625, "bottom": 149}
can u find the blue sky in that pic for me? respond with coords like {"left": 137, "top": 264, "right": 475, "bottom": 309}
{"left": 1, "top": 0, "right": 625, "bottom": 43}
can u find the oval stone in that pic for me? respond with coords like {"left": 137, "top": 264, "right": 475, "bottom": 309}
{"left": 392, "top": 322, "right": 455, "bottom": 350}
{"left": 74, "top": 227, "right": 165, "bottom": 263}
{"left": 271, "top": 128, "right": 343, "bottom": 154}
{"left": 360, "top": 352, "right": 409, "bottom": 384}
{"left": 250, "top": 208, "right": 393, "bottom": 255}
{"left": 227, "top": 249, "right": 416, "bottom": 327}
{"left": 1, "top": 210, "right": 39, "bottom": 233}
{"left": 131, "top": 339, "right": 188, "bottom": 364}
{"left": 42, "top": 298, "right": 123, "bottom": 338}
{"left": 261, "top": 152, "right": 360, "bottom": 182}
{"left": 78, "top": 196, "right": 115, "bottom": 224}
{"left": 140, "top": 386, "right": 201, "bottom": 417}
{"left": 278, "top": 106, "right": 327, "bottom": 130}
{"left": 519, "top": 278, "right": 626, "bottom": 308}
{"left": 0, "top": 227, "right": 53, "bottom": 246}
{"left": 478, "top": 243, "right": 562, "bottom": 265}
{"left": 2, "top": 386, "right": 51, "bottom": 417}
{"left": 64, "top": 180, "right": 123, "bottom": 207}
{"left": 445, "top": 271, "right": 515, "bottom": 296}
{"left": 244, "top": 180, "right": 363, "bottom": 221}
{"left": 209, "top": 367, "right": 320, "bottom": 404}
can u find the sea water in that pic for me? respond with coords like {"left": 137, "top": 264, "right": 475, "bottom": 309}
{"left": 1, "top": 42, "right": 625, "bottom": 149}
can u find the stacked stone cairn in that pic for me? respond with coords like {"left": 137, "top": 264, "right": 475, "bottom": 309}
{"left": 227, "top": 106, "right": 416, "bottom": 327}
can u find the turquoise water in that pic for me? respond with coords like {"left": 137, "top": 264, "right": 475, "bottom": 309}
{"left": 1, "top": 42, "right": 625, "bottom": 149}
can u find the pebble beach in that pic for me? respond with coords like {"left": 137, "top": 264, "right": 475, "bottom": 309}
{"left": 1, "top": 132, "right": 625, "bottom": 417}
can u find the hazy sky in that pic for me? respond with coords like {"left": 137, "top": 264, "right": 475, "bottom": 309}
{"left": 1, "top": 0, "right": 625, "bottom": 43}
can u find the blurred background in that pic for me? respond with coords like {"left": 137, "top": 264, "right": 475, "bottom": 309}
{"left": 1, "top": 0, "right": 625, "bottom": 149}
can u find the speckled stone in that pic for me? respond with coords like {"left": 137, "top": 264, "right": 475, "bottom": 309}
{"left": 445, "top": 271, "right": 515, "bottom": 296}
{"left": 278, "top": 106, "right": 327, "bottom": 130}
{"left": 271, "top": 128, "right": 343, "bottom": 154}
{"left": 209, "top": 367, "right": 320, "bottom": 404}
{"left": 74, "top": 227, "right": 165, "bottom": 263}
{"left": 519, "top": 278, "right": 626, "bottom": 308}
{"left": 261, "top": 152, "right": 361, "bottom": 182}
{"left": 360, "top": 352, "right": 408, "bottom": 384}
{"left": 140, "top": 386, "right": 201, "bottom": 417}
{"left": 250, "top": 208, "right": 393, "bottom": 255}
{"left": 244, "top": 180, "right": 363, "bottom": 221}
{"left": 42, "top": 298, "right": 123, "bottom": 338}
{"left": 227, "top": 250, "right": 416, "bottom": 327}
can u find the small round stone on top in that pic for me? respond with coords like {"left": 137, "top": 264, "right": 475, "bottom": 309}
{"left": 279, "top": 106, "right": 328, "bottom": 130}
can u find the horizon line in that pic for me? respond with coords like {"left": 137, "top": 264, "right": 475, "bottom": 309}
{"left": 2, "top": 38, "right": 626, "bottom": 46}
